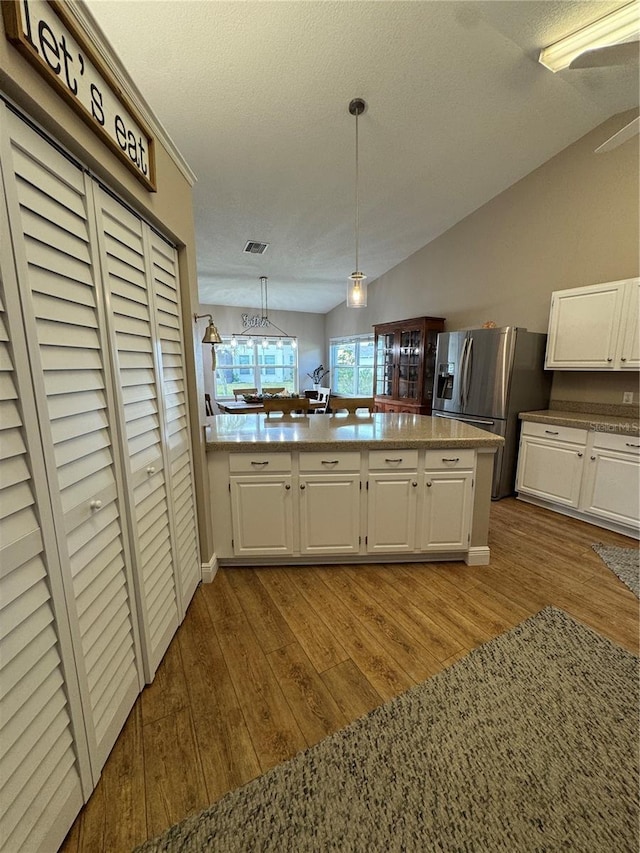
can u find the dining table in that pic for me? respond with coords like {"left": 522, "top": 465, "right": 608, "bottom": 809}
{"left": 216, "top": 399, "right": 324, "bottom": 414}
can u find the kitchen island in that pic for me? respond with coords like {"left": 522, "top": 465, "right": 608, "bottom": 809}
{"left": 206, "top": 413, "right": 503, "bottom": 566}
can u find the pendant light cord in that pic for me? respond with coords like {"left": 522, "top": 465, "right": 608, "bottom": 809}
{"left": 354, "top": 106, "right": 359, "bottom": 274}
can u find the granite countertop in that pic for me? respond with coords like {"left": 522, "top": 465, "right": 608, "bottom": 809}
{"left": 205, "top": 413, "right": 504, "bottom": 452}
{"left": 519, "top": 408, "right": 639, "bottom": 436}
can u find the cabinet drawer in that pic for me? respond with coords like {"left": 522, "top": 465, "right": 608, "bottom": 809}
{"left": 299, "top": 451, "right": 361, "bottom": 472}
{"left": 424, "top": 449, "right": 475, "bottom": 470}
{"left": 521, "top": 421, "right": 587, "bottom": 445}
{"left": 592, "top": 431, "right": 640, "bottom": 455}
{"left": 229, "top": 452, "right": 292, "bottom": 473}
{"left": 369, "top": 449, "right": 418, "bottom": 470}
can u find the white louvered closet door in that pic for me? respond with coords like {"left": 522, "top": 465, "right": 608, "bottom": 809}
{"left": 149, "top": 232, "right": 201, "bottom": 610}
{"left": 0, "top": 173, "right": 91, "bottom": 853}
{"left": 1, "top": 108, "right": 143, "bottom": 779}
{"left": 93, "top": 187, "right": 179, "bottom": 680}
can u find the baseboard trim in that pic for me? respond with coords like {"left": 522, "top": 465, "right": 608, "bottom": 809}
{"left": 465, "top": 546, "right": 491, "bottom": 566}
{"left": 516, "top": 495, "right": 639, "bottom": 540}
{"left": 201, "top": 554, "right": 219, "bottom": 583}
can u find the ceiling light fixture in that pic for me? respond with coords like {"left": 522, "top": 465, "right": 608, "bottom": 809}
{"left": 347, "top": 98, "right": 367, "bottom": 308}
{"left": 538, "top": 2, "right": 640, "bottom": 72}
{"left": 229, "top": 276, "right": 297, "bottom": 350}
{"left": 195, "top": 313, "right": 222, "bottom": 369}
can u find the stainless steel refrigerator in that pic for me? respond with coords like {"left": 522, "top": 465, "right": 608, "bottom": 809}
{"left": 432, "top": 327, "right": 552, "bottom": 499}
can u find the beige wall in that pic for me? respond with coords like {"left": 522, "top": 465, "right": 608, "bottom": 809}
{"left": 198, "top": 303, "right": 326, "bottom": 399}
{"left": 0, "top": 16, "right": 214, "bottom": 556}
{"left": 326, "top": 111, "right": 639, "bottom": 405}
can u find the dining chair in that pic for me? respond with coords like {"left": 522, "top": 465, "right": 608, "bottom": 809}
{"left": 331, "top": 396, "right": 375, "bottom": 414}
{"left": 314, "top": 387, "right": 331, "bottom": 413}
{"left": 204, "top": 393, "right": 213, "bottom": 416}
{"left": 262, "top": 386, "right": 286, "bottom": 395}
{"left": 233, "top": 387, "right": 258, "bottom": 401}
{"left": 263, "top": 397, "right": 310, "bottom": 415}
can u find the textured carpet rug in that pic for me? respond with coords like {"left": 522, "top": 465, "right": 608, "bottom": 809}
{"left": 135, "top": 607, "right": 639, "bottom": 853}
{"left": 592, "top": 543, "right": 640, "bottom": 598}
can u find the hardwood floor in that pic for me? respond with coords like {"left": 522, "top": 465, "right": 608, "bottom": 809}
{"left": 60, "top": 498, "right": 639, "bottom": 852}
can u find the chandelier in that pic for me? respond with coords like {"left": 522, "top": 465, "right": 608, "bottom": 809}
{"left": 230, "top": 276, "right": 296, "bottom": 349}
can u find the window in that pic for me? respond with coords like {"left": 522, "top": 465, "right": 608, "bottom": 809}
{"left": 213, "top": 337, "right": 298, "bottom": 397}
{"left": 329, "top": 334, "right": 375, "bottom": 396}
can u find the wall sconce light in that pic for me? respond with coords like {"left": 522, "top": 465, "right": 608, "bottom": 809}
{"left": 195, "top": 313, "right": 222, "bottom": 369}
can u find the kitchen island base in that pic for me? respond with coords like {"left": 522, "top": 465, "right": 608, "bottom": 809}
{"left": 206, "top": 415, "right": 500, "bottom": 568}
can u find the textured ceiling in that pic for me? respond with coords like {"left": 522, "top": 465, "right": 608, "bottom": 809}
{"left": 85, "top": 0, "right": 639, "bottom": 314}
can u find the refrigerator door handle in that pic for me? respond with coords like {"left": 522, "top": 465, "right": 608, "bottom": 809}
{"left": 462, "top": 335, "right": 473, "bottom": 410}
{"left": 459, "top": 337, "right": 469, "bottom": 409}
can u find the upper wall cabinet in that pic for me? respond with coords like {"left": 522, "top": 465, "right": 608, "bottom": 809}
{"left": 545, "top": 278, "right": 640, "bottom": 370}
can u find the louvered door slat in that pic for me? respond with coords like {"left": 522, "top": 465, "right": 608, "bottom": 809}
{"left": 0, "top": 150, "right": 87, "bottom": 851}
{"left": 4, "top": 111, "right": 141, "bottom": 780}
{"left": 150, "top": 232, "right": 201, "bottom": 609}
{"left": 94, "top": 188, "right": 179, "bottom": 680}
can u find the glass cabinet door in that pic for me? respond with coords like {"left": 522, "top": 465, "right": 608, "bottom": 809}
{"left": 397, "top": 328, "right": 422, "bottom": 399}
{"left": 375, "top": 332, "right": 395, "bottom": 397}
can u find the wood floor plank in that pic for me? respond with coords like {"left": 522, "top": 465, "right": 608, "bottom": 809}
{"left": 143, "top": 707, "right": 209, "bottom": 841}
{"left": 316, "top": 565, "right": 443, "bottom": 682}
{"left": 340, "top": 564, "right": 465, "bottom": 662}
{"left": 193, "top": 710, "right": 262, "bottom": 805}
{"left": 256, "top": 566, "right": 349, "bottom": 672}
{"left": 199, "top": 567, "right": 243, "bottom": 621}
{"left": 141, "top": 632, "right": 189, "bottom": 727}
{"left": 320, "top": 659, "right": 383, "bottom": 721}
{"left": 286, "top": 566, "right": 415, "bottom": 701}
{"left": 267, "top": 641, "right": 347, "bottom": 744}
{"left": 212, "top": 610, "right": 307, "bottom": 772}
{"left": 226, "top": 567, "right": 296, "bottom": 653}
{"left": 74, "top": 704, "right": 147, "bottom": 853}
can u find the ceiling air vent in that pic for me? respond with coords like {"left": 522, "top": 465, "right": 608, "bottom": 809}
{"left": 243, "top": 241, "right": 269, "bottom": 255}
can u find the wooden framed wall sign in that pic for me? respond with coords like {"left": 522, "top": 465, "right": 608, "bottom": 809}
{"left": 3, "top": 0, "right": 157, "bottom": 191}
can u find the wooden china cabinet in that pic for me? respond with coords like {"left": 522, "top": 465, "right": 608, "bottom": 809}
{"left": 373, "top": 316, "right": 446, "bottom": 414}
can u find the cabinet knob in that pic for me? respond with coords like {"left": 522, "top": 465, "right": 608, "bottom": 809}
{"left": 426, "top": 481, "right": 432, "bottom": 487}
{"left": 607, "top": 357, "right": 613, "bottom": 362}
{"left": 146, "top": 466, "right": 155, "bottom": 475}
{"left": 590, "top": 456, "right": 596, "bottom": 461}
{"left": 412, "top": 481, "right": 418, "bottom": 487}
{"left": 300, "top": 484, "right": 306, "bottom": 490}
{"left": 577, "top": 452, "right": 583, "bottom": 457}
{"left": 621, "top": 357, "right": 627, "bottom": 362}
{"left": 89, "top": 499, "right": 102, "bottom": 510}
{"left": 285, "top": 484, "right": 291, "bottom": 490}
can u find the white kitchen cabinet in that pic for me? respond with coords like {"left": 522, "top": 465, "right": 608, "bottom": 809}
{"left": 516, "top": 423, "right": 587, "bottom": 507}
{"left": 366, "top": 450, "right": 419, "bottom": 553}
{"left": 516, "top": 421, "right": 639, "bottom": 537}
{"left": 581, "top": 433, "right": 640, "bottom": 528}
{"left": 419, "top": 451, "right": 475, "bottom": 551}
{"left": 299, "top": 452, "right": 361, "bottom": 555}
{"left": 545, "top": 278, "right": 640, "bottom": 370}
{"left": 229, "top": 453, "right": 294, "bottom": 555}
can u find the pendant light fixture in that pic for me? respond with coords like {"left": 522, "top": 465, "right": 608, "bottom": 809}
{"left": 229, "top": 276, "right": 297, "bottom": 349}
{"left": 347, "top": 97, "right": 367, "bottom": 308}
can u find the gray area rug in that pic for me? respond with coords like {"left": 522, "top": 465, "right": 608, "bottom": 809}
{"left": 135, "top": 607, "right": 639, "bottom": 853}
{"left": 592, "top": 543, "right": 640, "bottom": 598}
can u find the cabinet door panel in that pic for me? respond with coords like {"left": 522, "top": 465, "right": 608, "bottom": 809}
{"left": 545, "top": 283, "right": 624, "bottom": 369}
{"left": 300, "top": 476, "right": 360, "bottom": 554}
{"left": 3, "top": 111, "right": 142, "bottom": 779}
{"left": 582, "top": 453, "right": 640, "bottom": 527}
{"left": 367, "top": 474, "right": 417, "bottom": 552}
{"left": 516, "top": 438, "right": 584, "bottom": 507}
{"left": 230, "top": 477, "right": 294, "bottom": 554}
{"left": 420, "top": 472, "right": 473, "bottom": 551}
{"left": 618, "top": 280, "right": 640, "bottom": 369}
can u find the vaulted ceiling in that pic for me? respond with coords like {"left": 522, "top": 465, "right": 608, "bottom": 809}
{"left": 85, "top": 1, "right": 639, "bottom": 313}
